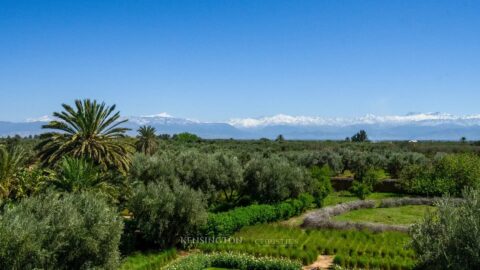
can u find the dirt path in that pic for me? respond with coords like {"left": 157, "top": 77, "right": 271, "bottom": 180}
{"left": 302, "top": 255, "right": 334, "bottom": 270}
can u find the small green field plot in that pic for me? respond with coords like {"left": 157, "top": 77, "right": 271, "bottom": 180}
{"left": 323, "top": 191, "right": 402, "bottom": 206}
{"left": 333, "top": 205, "right": 434, "bottom": 225}
{"left": 120, "top": 249, "right": 177, "bottom": 270}
{"left": 282, "top": 192, "right": 403, "bottom": 227}
{"left": 199, "top": 224, "right": 416, "bottom": 269}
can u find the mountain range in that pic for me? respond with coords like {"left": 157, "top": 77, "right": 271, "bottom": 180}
{"left": 2, "top": 112, "right": 480, "bottom": 140}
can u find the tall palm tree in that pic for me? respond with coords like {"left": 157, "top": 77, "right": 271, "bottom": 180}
{"left": 0, "top": 146, "right": 26, "bottom": 199}
{"left": 36, "top": 99, "right": 133, "bottom": 173}
{"left": 136, "top": 125, "right": 158, "bottom": 155}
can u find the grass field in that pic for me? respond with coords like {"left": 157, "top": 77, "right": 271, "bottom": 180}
{"left": 333, "top": 205, "right": 434, "bottom": 225}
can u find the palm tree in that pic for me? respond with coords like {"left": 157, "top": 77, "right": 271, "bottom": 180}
{"left": 136, "top": 125, "right": 158, "bottom": 155}
{"left": 36, "top": 99, "right": 133, "bottom": 173}
{"left": 50, "top": 157, "right": 118, "bottom": 200}
{"left": 0, "top": 146, "right": 26, "bottom": 199}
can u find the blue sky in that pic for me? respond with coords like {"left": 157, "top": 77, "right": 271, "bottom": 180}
{"left": 1, "top": 0, "right": 479, "bottom": 122}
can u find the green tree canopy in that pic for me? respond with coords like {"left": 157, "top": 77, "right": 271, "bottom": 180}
{"left": 136, "top": 125, "right": 158, "bottom": 155}
{"left": 36, "top": 99, "right": 133, "bottom": 173}
{"left": 351, "top": 130, "right": 369, "bottom": 142}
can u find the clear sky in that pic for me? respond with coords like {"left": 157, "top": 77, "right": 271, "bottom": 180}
{"left": 1, "top": 0, "right": 479, "bottom": 122}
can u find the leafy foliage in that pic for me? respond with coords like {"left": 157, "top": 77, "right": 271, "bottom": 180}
{"left": 400, "top": 153, "right": 480, "bottom": 196}
{"left": 202, "top": 194, "right": 313, "bottom": 238}
{"left": 243, "top": 155, "right": 315, "bottom": 203}
{"left": 410, "top": 188, "right": 480, "bottom": 269}
{"left": 36, "top": 99, "right": 133, "bottom": 173}
{"left": 0, "top": 191, "right": 123, "bottom": 270}
{"left": 350, "top": 168, "right": 385, "bottom": 199}
{"left": 49, "top": 157, "right": 119, "bottom": 201}
{"left": 0, "top": 146, "right": 26, "bottom": 199}
{"left": 128, "top": 181, "right": 208, "bottom": 248}
{"left": 310, "top": 165, "right": 333, "bottom": 207}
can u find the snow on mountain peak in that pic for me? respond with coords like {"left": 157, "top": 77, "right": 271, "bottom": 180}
{"left": 228, "top": 113, "right": 480, "bottom": 128}
{"left": 26, "top": 115, "right": 54, "bottom": 122}
{"left": 140, "top": 112, "right": 173, "bottom": 118}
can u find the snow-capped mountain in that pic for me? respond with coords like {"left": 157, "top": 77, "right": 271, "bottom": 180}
{"left": 3, "top": 112, "right": 480, "bottom": 140}
{"left": 228, "top": 113, "right": 480, "bottom": 128}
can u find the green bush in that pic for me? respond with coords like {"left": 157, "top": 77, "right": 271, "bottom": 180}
{"left": 410, "top": 188, "right": 480, "bottom": 269}
{"left": 400, "top": 153, "right": 480, "bottom": 196}
{"left": 243, "top": 155, "right": 315, "bottom": 203}
{"left": 0, "top": 191, "right": 123, "bottom": 270}
{"left": 128, "top": 181, "right": 207, "bottom": 248}
{"left": 350, "top": 168, "right": 384, "bottom": 199}
{"left": 131, "top": 151, "right": 244, "bottom": 205}
{"left": 202, "top": 194, "right": 314, "bottom": 237}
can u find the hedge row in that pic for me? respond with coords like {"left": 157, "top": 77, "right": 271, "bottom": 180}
{"left": 201, "top": 194, "right": 314, "bottom": 237}
{"left": 164, "top": 252, "right": 302, "bottom": 270}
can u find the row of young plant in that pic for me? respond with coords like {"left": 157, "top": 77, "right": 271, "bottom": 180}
{"left": 163, "top": 252, "right": 302, "bottom": 270}
{"left": 199, "top": 224, "right": 415, "bottom": 269}
{"left": 120, "top": 249, "right": 177, "bottom": 270}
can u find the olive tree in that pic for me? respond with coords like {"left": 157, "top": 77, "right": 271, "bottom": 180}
{"left": 128, "top": 180, "right": 207, "bottom": 248}
{"left": 410, "top": 189, "right": 480, "bottom": 269}
{"left": 243, "top": 155, "right": 315, "bottom": 203}
{"left": 0, "top": 191, "right": 123, "bottom": 270}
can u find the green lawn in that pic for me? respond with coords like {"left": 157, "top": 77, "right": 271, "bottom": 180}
{"left": 281, "top": 192, "right": 403, "bottom": 227}
{"left": 333, "top": 205, "right": 434, "bottom": 225}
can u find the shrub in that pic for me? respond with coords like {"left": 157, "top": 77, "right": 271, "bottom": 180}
{"left": 202, "top": 194, "right": 314, "bottom": 237}
{"left": 350, "top": 168, "right": 384, "bottom": 199}
{"left": 410, "top": 188, "right": 480, "bottom": 269}
{"left": 128, "top": 181, "right": 207, "bottom": 248}
{"left": 350, "top": 180, "right": 372, "bottom": 200}
{"left": 0, "top": 191, "right": 123, "bottom": 270}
